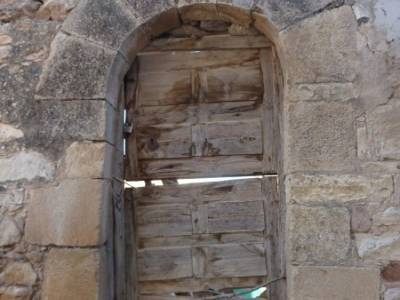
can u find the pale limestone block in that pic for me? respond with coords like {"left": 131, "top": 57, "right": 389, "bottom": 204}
{"left": 286, "top": 174, "right": 393, "bottom": 204}
{"left": 289, "top": 266, "right": 380, "bottom": 300}
{"left": 0, "top": 151, "right": 54, "bottom": 183}
{"left": 42, "top": 248, "right": 101, "bottom": 300}
{"left": 0, "top": 262, "right": 37, "bottom": 286}
{"left": 356, "top": 233, "right": 400, "bottom": 260}
{"left": 288, "top": 205, "right": 351, "bottom": 263}
{"left": 25, "top": 179, "right": 110, "bottom": 246}
{"left": 0, "top": 216, "right": 21, "bottom": 247}
{"left": 58, "top": 141, "right": 114, "bottom": 179}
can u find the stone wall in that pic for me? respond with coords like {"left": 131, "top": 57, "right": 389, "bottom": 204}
{"left": 0, "top": 0, "right": 399, "bottom": 299}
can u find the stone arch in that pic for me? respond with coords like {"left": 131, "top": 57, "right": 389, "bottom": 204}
{"left": 32, "top": 1, "right": 362, "bottom": 299}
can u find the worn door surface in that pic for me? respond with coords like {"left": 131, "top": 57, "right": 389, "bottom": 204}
{"left": 125, "top": 35, "right": 277, "bottom": 180}
{"left": 130, "top": 177, "right": 277, "bottom": 299}
{"left": 125, "top": 34, "right": 280, "bottom": 299}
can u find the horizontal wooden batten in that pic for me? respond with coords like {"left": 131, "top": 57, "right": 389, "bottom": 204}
{"left": 135, "top": 155, "right": 264, "bottom": 179}
{"left": 138, "top": 276, "right": 266, "bottom": 294}
{"left": 142, "top": 35, "right": 272, "bottom": 52}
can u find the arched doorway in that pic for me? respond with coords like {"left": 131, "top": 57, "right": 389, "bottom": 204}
{"left": 121, "top": 16, "right": 284, "bottom": 300}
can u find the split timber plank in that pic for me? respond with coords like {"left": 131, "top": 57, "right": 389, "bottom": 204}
{"left": 136, "top": 155, "right": 263, "bottom": 179}
{"left": 138, "top": 276, "right": 265, "bottom": 294}
{"left": 137, "top": 50, "right": 260, "bottom": 73}
{"left": 132, "top": 178, "right": 263, "bottom": 206}
{"left": 142, "top": 35, "right": 272, "bottom": 52}
{"left": 138, "top": 232, "right": 265, "bottom": 249}
{"left": 137, "top": 247, "right": 192, "bottom": 281}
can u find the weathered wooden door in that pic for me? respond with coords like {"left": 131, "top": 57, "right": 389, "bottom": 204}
{"left": 125, "top": 34, "right": 280, "bottom": 299}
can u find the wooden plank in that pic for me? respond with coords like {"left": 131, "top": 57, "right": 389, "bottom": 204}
{"left": 198, "top": 121, "right": 263, "bottom": 156}
{"left": 192, "top": 247, "right": 207, "bottom": 278}
{"left": 137, "top": 155, "right": 263, "bottom": 179}
{"left": 132, "top": 178, "right": 263, "bottom": 206}
{"left": 260, "top": 49, "right": 276, "bottom": 172}
{"left": 137, "top": 204, "right": 192, "bottom": 237}
{"left": 135, "top": 101, "right": 261, "bottom": 126}
{"left": 137, "top": 70, "right": 192, "bottom": 106}
{"left": 137, "top": 232, "right": 265, "bottom": 249}
{"left": 205, "top": 243, "right": 267, "bottom": 278}
{"left": 137, "top": 247, "right": 192, "bottom": 281}
{"left": 142, "top": 35, "right": 272, "bottom": 51}
{"left": 199, "top": 63, "right": 262, "bottom": 102}
{"left": 192, "top": 204, "right": 208, "bottom": 234}
{"left": 139, "top": 276, "right": 266, "bottom": 294}
{"left": 138, "top": 50, "right": 260, "bottom": 73}
{"left": 136, "top": 125, "right": 193, "bottom": 159}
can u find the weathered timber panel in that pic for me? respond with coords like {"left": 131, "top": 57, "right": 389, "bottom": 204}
{"left": 132, "top": 178, "right": 275, "bottom": 296}
{"left": 127, "top": 40, "right": 275, "bottom": 179}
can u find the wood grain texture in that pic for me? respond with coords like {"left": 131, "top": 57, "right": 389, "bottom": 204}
{"left": 143, "top": 35, "right": 272, "bottom": 51}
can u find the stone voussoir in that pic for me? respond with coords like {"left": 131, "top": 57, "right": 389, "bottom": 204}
{"left": 62, "top": 0, "right": 139, "bottom": 50}
{"left": 35, "top": 32, "right": 116, "bottom": 101}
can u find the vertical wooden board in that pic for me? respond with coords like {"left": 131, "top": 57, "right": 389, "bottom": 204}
{"left": 260, "top": 49, "right": 276, "bottom": 172}
{"left": 205, "top": 243, "right": 267, "bottom": 278}
{"left": 136, "top": 70, "right": 192, "bottom": 106}
{"left": 136, "top": 204, "right": 193, "bottom": 237}
{"left": 200, "top": 121, "right": 263, "bottom": 156}
{"left": 199, "top": 63, "right": 263, "bottom": 102}
{"left": 137, "top": 247, "right": 192, "bottom": 281}
{"left": 136, "top": 125, "right": 193, "bottom": 159}
{"left": 192, "top": 204, "right": 208, "bottom": 234}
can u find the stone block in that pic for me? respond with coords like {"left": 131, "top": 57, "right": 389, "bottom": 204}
{"left": 35, "top": 33, "right": 116, "bottom": 100}
{"left": 36, "top": 0, "right": 79, "bottom": 21}
{"left": 25, "top": 179, "right": 111, "bottom": 246}
{"left": 288, "top": 205, "right": 350, "bottom": 263}
{"left": 58, "top": 142, "right": 114, "bottom": 179}
{"left": 280, "top": 6, "right": 359, "bottom": 83}
{"left": 289, "top": 266, "right": 380, "bottom": 300}
{"left": 255, "top": 0, "right": 337, "bottom": 30}
{"left": 26, "top": 100, "right": 115, "bottom": 156}
{"left": 358, "top": 101, "right": 400, "bottom": 161}
{"left": 382, "top": 261, "right": 400, "bottom": 282}
{"left": 0, "top": 151, "right": 55, "bottom": 183}
{"left": 0, "top": 124, "right": 23, "bottom": 143}
{"left": 42, "top": 248, "right": 101, "bottom": 300}
{"left": 287, "top": 82, "right": 357, "bottom": 102}
{"left": 355, "top": 233, "right": 400, "bottom": 260}
{"left": 126, "top": 0, "right": 175, "bottom": 19}
{"left": 63, "top": 0, "right": 138, "bottom": 49}
{"left": 0, "top": 216, "right": 21, "bottom": 247}
{"left": 0, "top": 286, "right": 32, "bottom": 300}
{"left": 286, "top": 174, "right": 393, "bottom": 204}
{"left": 286, "top": 101, "right": 357, "bottom": 172}
{"left": 0, "top": 262, "right": 37, "bottom": 286}
{"left": 385, "top": 288, "right": 400, "bottom": 300}
{"left": 351, "top": 205, "right": 372, "bottom": 233}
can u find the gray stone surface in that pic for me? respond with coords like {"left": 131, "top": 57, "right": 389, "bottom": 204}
{"left": 280, "top": 6, "right": 359, "bottom": 83}
{"left": 255, "top": 0, "right": 340, "bottom": 30}
{"left": 0, "top": 261, "right": 37, "bottom": 286}
{"left": 126, "top": 0, "right": 175, "bottom": 19}
{"left": 36, "top": 33, "right": 116, "bottom": 100}
{"left": 358, "top": 101, "right": 400, "bottom": 161}
{"left": 286, "top": 101, "right": 357, "bottom": 172}
{"left": 288, "top": 205, "right": 351, "bottom": 263}
{"left": 0, "top": 215, "right": 21, "bottom": 247}
{"left": 63, "top": 0, "right": 138, "bottom": 49}
{"left": 289, "top": 266, "right": 380, "bottom": 300}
